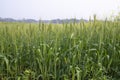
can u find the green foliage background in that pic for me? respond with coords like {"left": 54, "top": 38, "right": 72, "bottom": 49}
{"left": 0, "top": 19, "right": 120, "bottom": 80}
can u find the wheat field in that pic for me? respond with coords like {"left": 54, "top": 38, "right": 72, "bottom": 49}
{"left": 0, "top": 19, "right": 120, "bottom": 80}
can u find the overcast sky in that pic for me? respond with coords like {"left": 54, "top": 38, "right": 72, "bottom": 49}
{"left": 0, "top": 0, "right": 120, "bottom": 20}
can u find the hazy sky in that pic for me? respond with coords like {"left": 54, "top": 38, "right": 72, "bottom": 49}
{"left": 0, "top": 0, "right": 120, "bottom": 20}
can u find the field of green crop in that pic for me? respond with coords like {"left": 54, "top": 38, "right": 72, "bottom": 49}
{"left": 0, "top": 19, "right": 120, "bottom": 80}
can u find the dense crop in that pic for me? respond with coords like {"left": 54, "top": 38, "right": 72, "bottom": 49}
{"left": 0, "top": 19, "right": 120, "bottom": 80}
